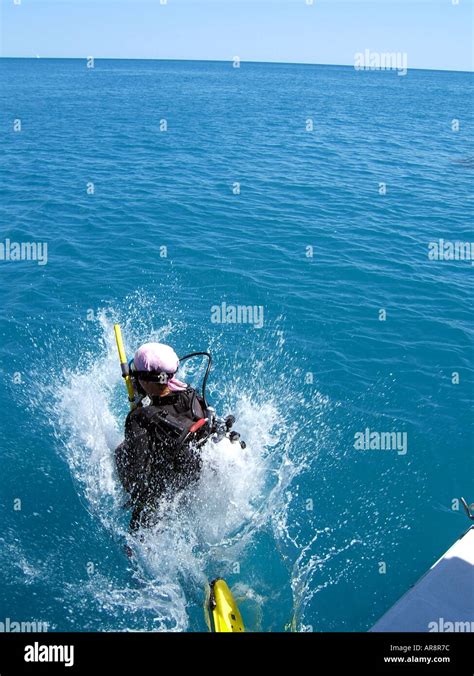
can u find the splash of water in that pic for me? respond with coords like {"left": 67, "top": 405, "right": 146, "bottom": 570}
{"left": 34, "top": 292, "right": 326, "bottom": 631}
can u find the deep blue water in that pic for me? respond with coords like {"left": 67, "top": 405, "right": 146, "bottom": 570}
{"left": 0, "top": 58, "right": 473, "bottom": 632}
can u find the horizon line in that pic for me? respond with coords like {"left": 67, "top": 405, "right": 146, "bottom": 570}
{"left": 0, "top": 56, "right": 472, "bottom": 75}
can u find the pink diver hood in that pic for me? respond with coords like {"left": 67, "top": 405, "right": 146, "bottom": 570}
{"left": 133, "top": 343, "right": 187, "bottom": 392}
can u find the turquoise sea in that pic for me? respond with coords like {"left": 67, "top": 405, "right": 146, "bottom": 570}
{"left": 0, "top": 59, "right": 473, "bottom": 632}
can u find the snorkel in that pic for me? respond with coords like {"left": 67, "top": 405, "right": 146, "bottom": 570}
{"left": 113, "top": 324, "right": 137, "bottom": 410}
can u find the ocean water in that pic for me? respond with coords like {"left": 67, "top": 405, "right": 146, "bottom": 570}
{"left": 0, "top": 59, "right": 473, "bottom": 632}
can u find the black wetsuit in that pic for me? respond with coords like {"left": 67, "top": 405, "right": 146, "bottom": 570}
{"left": 115, "top": 386, "right": 207, "bottom": 530}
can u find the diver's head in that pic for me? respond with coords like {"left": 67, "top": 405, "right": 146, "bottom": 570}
{"left": 133, "top": 343, "right": 187, "bottom": 397}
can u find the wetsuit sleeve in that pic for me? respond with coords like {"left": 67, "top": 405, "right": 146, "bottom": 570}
{"left": 117, "top": 410, "right": 153, "bottom": 502}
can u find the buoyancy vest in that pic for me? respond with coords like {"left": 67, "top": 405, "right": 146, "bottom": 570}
{"left": 137, "top": 386, "right": 209, "bottom": 450}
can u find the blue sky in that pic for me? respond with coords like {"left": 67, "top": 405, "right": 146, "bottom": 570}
{"left": 0, "top": 0, "right": 473, "bottom": 72}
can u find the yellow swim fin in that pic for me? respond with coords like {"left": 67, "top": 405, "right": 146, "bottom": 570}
{"left": 205, "top": 578, "right": 244, "bottom": 632}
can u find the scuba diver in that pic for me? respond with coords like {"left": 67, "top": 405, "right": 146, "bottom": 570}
{"left": 115, "top": 342, "right": 212, "bottom": 531}
{"left": 112, "top": 329, "right": 246, "bottom": 631}
{"left": 114, "top": 336, "right": 246, "bottom": 531}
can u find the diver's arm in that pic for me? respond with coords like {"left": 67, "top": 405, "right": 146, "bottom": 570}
{"left": 121, "top": 412, "right": 153, "bottom": 501}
